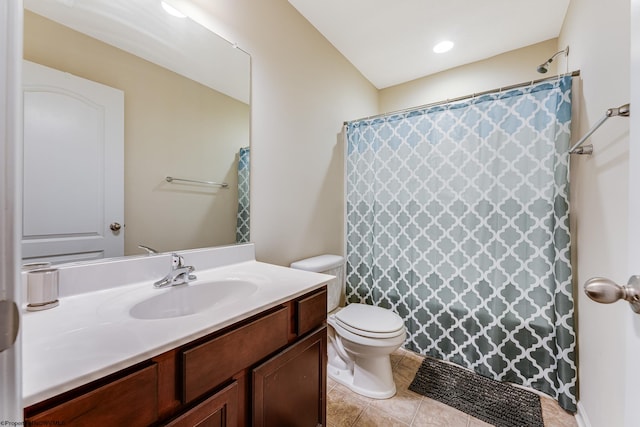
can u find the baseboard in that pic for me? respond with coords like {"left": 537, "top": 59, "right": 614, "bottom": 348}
{"left": 575, "top": 402, "right": 592, "bottom": 427}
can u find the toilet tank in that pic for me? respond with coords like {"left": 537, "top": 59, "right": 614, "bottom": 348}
{"left": 290, "top": 254, "right": 344, "bottom": 312}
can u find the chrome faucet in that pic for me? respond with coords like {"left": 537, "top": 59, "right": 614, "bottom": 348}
{"left": 154, "top": 253, "right": 196, "bottom": 288}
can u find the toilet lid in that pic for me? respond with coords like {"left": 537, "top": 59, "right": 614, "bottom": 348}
{"left": 334, "top": 304, "right": 405, "bottom": 338}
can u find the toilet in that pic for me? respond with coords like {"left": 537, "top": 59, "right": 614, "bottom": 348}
{"left": 290, "top": 255, "right": 406, "bottom": 399}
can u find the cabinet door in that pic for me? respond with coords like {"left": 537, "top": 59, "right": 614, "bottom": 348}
{"left": 164, "top": 381, "right": 238, "bottom": 427}
{"left": 252, "top": 327, "right": 326, "bottom": 427}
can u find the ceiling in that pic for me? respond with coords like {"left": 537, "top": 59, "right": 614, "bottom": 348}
{"left": 24, "top": 0, "right": 250, "bottom": 103}
{"left": 288, "top": 0, "right": 571, "bottom": 89}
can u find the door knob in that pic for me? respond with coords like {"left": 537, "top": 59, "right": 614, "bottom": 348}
{"left": 109, "top": 222, "right": 122, "bottom": 232}
{"left": 584, "top": 275, "right": 640, "bottom": 313}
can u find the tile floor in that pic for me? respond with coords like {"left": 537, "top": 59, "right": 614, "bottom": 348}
{"left": 326, "top": 348, "right": 578, "bottom": 427}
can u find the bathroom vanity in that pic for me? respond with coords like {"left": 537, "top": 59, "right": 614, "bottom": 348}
{"left": 21, "top": 244, "right": 330, "bottom": 426}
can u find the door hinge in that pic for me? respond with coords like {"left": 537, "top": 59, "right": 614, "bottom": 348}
{"left": 0, "top": 300, "right": 19, "bottom": 353}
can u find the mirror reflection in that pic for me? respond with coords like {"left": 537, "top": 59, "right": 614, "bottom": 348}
{"left": 22, "top": 0, "right": 251, "bottom": 263}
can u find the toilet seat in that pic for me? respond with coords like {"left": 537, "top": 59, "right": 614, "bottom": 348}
{"left": 333, "top": 304, "right": 405, "bottom": 339}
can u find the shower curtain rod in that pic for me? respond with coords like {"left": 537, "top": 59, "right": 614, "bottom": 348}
{"left": 344, "top": 70, "right": 580, "bottom": 125}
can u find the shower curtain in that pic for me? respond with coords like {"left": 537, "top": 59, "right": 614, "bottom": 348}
{"left": 236, "top": 147, "right": 250, "bottom": 243}
{"left": 345, "top": 76, "right": 576, "bottom": 411}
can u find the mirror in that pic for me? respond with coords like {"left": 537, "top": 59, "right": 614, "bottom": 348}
{"left": 22, "top": 0, "right": 250, "bottom": 262}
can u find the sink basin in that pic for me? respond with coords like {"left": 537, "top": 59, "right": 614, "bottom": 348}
{"left": 129, "top": 279, "right": 258, "bottom": 319}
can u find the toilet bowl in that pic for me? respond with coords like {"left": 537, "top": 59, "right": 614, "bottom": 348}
{"left": 290, "top": 255, "right": 406, "bottom": 399}
{"left": 327, "top": 303, "right": 406, "bottom": 398}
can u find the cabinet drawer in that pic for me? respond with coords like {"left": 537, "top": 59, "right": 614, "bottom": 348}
{"left": 296, "top": 287, "right": 327, "bottom": 336}
{"left": 164, "top": 381, "right": 238, "bottom": 427}
{"left": 181, "top": 307, "right": 289, "bottom": 403}
{"left": 26, "top": 364, "right": 158, "bottom": 427}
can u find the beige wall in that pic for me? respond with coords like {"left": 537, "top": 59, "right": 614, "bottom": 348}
{"left": 559, "top": 0, "right": 630, "bottom": 425}
{"left": 191, "top": 0, "right": 379, "bottom": 265}
{"left": 380, "top": 39, "right": 561, "bottom": 112}
{"left": 24, "top": 11, "right": 250, "bottom": 256}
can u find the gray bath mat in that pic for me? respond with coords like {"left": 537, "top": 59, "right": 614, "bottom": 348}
{"left": 409, "top": 357, "right": 544, "bottom": 427}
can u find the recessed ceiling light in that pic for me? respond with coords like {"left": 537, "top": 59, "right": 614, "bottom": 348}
{"left": 433, "top": 40, "right": 454, "bottom": 54}
{"left": 161, "top": 1, "right": 187, "bottom": 18}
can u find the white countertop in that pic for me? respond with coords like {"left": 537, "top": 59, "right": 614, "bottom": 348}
{"left": 22, "top": 245, "right": 332, "bottom": 406}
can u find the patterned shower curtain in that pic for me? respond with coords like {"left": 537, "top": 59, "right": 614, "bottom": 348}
{"left": 345, "top": 76, "right": 576, "bottom": 411}
{"left": 236, "top": 147, "right": 250, "bottom": 243}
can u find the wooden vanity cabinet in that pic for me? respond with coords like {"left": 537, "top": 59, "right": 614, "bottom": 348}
{"left": 24, "top": 285, "right": 327, "bottom": 427}
{"left": 252, "top": 287, "right": 327, "bottom": 427}
{"left": 24, "top": 363, "right": 159, "bottom": 426}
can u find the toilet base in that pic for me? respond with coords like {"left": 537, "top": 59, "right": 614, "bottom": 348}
{"left": 328, "top": 354, "right": 397, "bottom": 399}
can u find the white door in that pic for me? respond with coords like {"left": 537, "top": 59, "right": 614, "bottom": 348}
{"left": 0, "top": 0, "right": 23, "bottom": 421}
{"left": 22, "top": 61, "right": 124, "bottom": 264}
{"left": 626, "top": 1, "right": 640, "bottom": 425}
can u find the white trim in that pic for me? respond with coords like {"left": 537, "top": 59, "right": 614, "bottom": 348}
{"left": 627, "top": 1, "right": 640, "bottom": 425}
{"left": 342, "top": 124, "right": 348, "bottom": 258}
{"left": 575, "top": 402, "right": 592, "bottom": 427}
{"left": 0, "top": 0, "right": 23, "bottom": 421}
